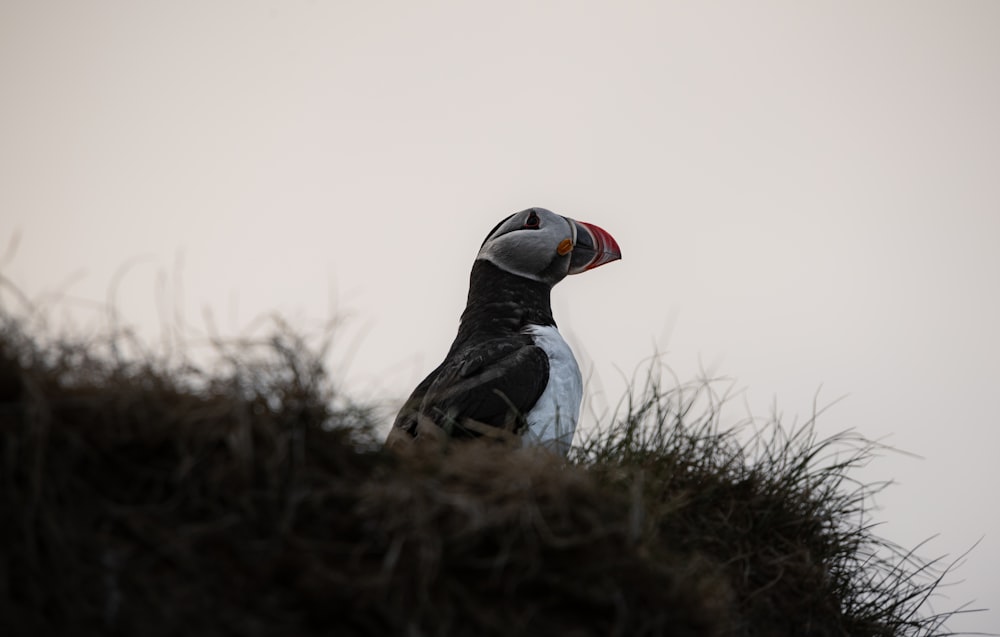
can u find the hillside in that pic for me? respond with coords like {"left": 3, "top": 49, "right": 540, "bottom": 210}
{"left": 0, "top": 312, "right": 965, "bottom": 636}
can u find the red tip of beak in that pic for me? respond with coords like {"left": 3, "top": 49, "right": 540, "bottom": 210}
{"left": 581, "top": 221, "right": 622, "bottom": 267}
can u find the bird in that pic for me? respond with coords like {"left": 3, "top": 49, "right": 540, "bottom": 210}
{"left": 386, "top": 207, "right": 621, "bottom": 456}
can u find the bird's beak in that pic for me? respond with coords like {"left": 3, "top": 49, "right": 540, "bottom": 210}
{"left": 567, "top": 219, "right": 622, "bottom": 274}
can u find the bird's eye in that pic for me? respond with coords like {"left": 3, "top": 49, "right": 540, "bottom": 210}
{"left": 524, "top": 211, "right": 540, "bottom": 229}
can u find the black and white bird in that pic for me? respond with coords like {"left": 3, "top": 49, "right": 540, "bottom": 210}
{"left": 386, "top": 207, "right": 621, "bottom": 456}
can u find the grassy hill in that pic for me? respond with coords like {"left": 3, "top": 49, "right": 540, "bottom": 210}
{"left": 0, "top": 311, "right": 968, "bottom": 636}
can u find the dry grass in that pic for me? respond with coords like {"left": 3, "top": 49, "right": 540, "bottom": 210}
{"left": 0, "top": 309, "right": 973, "bottom": 636}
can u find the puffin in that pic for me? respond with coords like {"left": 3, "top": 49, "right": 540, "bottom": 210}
{"left": 386, "top": 207, "right": 621, "bottom": 456}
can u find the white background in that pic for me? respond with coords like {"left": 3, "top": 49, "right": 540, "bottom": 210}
{"left": 2, "top": 2, "right": 998, "bottom": 631}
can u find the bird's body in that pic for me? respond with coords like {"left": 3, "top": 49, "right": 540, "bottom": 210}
{"left": 387, "top": 208, "right": 620, "bottom": 456}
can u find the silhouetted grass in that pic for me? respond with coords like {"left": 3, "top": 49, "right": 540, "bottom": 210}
{"left": 573, "top": 369, "right": 973, "bottom": 636}
{"left": 0, "top": 306, "right": 976, "bottom": 636}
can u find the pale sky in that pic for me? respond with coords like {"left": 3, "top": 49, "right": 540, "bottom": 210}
{"left": 2, "top": 1, "right": 999, "bottom": 631}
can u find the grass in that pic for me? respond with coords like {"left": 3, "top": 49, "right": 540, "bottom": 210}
{"left": 0, "top": 306, "right": 977, "bottom": 636}
{"left": 574, "top": 369, "right": 971, "bottom": 636}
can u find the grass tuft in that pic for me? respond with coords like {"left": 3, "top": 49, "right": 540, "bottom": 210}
{"left": 573, "top": 367, "right": 976, "bottom": 636}
{"left": 0, "top": 309, "right": 977, "bottom": 636}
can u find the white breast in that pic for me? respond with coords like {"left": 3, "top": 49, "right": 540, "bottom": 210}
{"left": 522, "top": 324, "right": 583, "bottom": 457}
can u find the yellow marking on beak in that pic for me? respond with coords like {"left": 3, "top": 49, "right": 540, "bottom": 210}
{"left": 557, "top": 238, "right": 573, "bottom": 256}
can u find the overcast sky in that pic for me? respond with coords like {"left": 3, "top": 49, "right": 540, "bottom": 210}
{"left": 2, "top": 1, "right": 998, "bottom": 631}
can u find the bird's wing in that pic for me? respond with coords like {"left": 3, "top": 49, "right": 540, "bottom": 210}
{"left": 392, "top": 335, "right": 549, "bottom": 439}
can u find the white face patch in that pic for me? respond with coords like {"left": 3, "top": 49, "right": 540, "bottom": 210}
{"left": 476, "top": 209, "right": 574, "bottom": 283}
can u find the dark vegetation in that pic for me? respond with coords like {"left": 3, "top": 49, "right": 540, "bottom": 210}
{"left": 0, "top": 305, "right": 971, "bottom": 636}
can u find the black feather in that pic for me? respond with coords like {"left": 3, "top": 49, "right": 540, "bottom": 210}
{"left": 393, "top": 336, "right": 549, "bottom": 437}
{"left": 392, "top": 260, "right": 555, "bottom": 441}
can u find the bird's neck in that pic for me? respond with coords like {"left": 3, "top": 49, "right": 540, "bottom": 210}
{"left": 453, "top": 260, "right": 555, "bottom": 346}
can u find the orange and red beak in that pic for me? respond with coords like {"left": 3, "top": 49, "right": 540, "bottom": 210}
{"left": 567, "top": 219, "right": 622, "bottom": 274}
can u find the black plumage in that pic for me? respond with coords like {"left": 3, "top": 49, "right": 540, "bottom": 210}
{"left": 392, "top": 260, "right": 553, "bottom": 439}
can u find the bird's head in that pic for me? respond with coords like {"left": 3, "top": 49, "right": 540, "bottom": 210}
{"left": 476, "top": 207, "right": 621, "bottom": 286}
